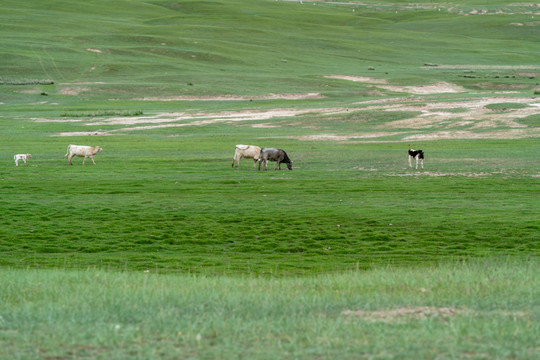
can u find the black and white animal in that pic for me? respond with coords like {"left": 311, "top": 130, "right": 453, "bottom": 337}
{"left": 258, "top": 148, "right": 293, "bottom": 171}
{"left": 14, "top": 153, "right": 32, "bottom": 166}
{"left": 408, "top": 149, "right": 424, "bottom": 169}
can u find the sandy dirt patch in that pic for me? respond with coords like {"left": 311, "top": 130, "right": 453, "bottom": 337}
{"left": 84, "top": 107, "right": 347, "bottom": 128}
{"left": 325, "top": 76, "right": 466, "bottom": 94}
{"left": 404, "top": 128, "right": 540, "bottom": 141}
{"left": 43, "top": 86, "right": 540, "bottom": 141}
{"left": 65, "top": 82, "right": 106, "bottom": 85}
{"left": 508, "top": 22, "right": 539, "bottom": 27}
{"left": 388, "top": 171, "right": 499, "bottom": 178}
{"left": 470, "top": 82, "right": 530, "bottom": 91}
{"left": 54, "top": 131, "right": 109, "bottom": 137}
{"left": 132, "top": 93, "right": 324, "bottom": 101}
{"left": 271, "top": 132, "right": 402, "bottom": 141}
{"left": 324, "top": 75, "right": 388, "bottom": 84}
{"left": 44, "top": 107, "right": 347, "bottom": 136}
{"left": 374, "top": 96, "right": 539, "bottom": 131}
{"left": 34, "top": 118, "right": 83, "bottom": 123}
{"left": 432, "top": 65, "right": 539, "bottom": 70}
{"left": 342, "top": 307, "right": 472, "bottom": 322}
{"left": 342, "top": 307, "right": 528, "bottom": 323}
{"left": 251, "top": 123, "right": 281, "bottom": 128}
{"left": 373, "top": 81, "right": 467, "bottom": 94}
{"left": 15, "top": 89, "right": 42, "bottom": 94}
{"left": 58, "top": 87, "right": 89, "bottom": 96}
{"left": 41, "top": 107, "right": 352, "bottom": 136}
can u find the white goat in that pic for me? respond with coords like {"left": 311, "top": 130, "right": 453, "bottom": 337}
{"left": 14, "top": 153, "right": 32, "bottom": 166}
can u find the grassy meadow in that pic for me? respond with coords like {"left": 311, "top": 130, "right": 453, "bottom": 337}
{"left": 0, "top": 259, "right": 538, "bottom": 359}
{"left": 1, "top": 0, "right": 539, "bottom": 358}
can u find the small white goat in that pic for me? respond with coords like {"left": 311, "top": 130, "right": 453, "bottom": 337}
{"left": 14, "top": 153, "right": 32, "bottom": 166}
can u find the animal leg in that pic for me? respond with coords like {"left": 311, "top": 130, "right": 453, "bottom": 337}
{"left": 252, "top": 158, "right": 258, "bottom": 168}
{"left": 408, "top": 156, "right": 412, "bottom": 168}
{"left": 15, "top": 160, "right": 18, "bottom": 167}
{"left": 90, "top": 155, "right": 97, "bottom": 165}
{"left": 68, "top": 155, "right": 74, "bottom": 165}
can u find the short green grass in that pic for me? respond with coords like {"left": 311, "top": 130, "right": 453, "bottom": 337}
{"left": 0, "top": 259, "right": 538, "bottom": 359}
{"left": 485, "top": 103, "right": 529, "bottom": 111}
{"left": 1, "top": 134, "right": 538, "bottom": 275}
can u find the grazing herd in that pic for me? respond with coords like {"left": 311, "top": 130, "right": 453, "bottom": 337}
{"left": 232, "top": 144, "right": 294, "bottom": 170}
{"left": 231, "top": 145, "right": 425, "bottom": 171}
{"left": 11, "top": 143, "right": 425, "bottom": 170}
{"left": 12, "top": 144, "right": 103, "bottom": 166}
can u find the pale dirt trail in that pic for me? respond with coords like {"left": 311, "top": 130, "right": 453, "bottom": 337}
{"left": 41, "top": 78, "right": 539, "bottom": 141}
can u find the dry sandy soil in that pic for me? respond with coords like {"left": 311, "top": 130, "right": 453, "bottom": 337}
{"left": 42, "top": 76, "right": 539, "bottom": 142}
{"left": 282, "top": 1, "right": 540, "bottom": 16}
{"left": 341, "top": 306, "right": 528, "bottom": 323}
{"left": 132, "top": 93, "right": 324, "bottom": 101}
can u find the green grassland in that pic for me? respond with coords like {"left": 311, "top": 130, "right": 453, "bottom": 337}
{"left": 1, "top": 0, "right": 538, "bottom": 274}
{"left": 1, "top": 260, "right": 538, "bottom": 359}
{"left": 1, "top": 0, "right": 539, "bottom": 358}
{"left": 1, "top": 135, "right": 539, "bottom": 275}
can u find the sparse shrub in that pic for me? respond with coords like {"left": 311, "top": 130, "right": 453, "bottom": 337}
{"left": 0, "top": 79, "right": 54, "bottom": 85}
